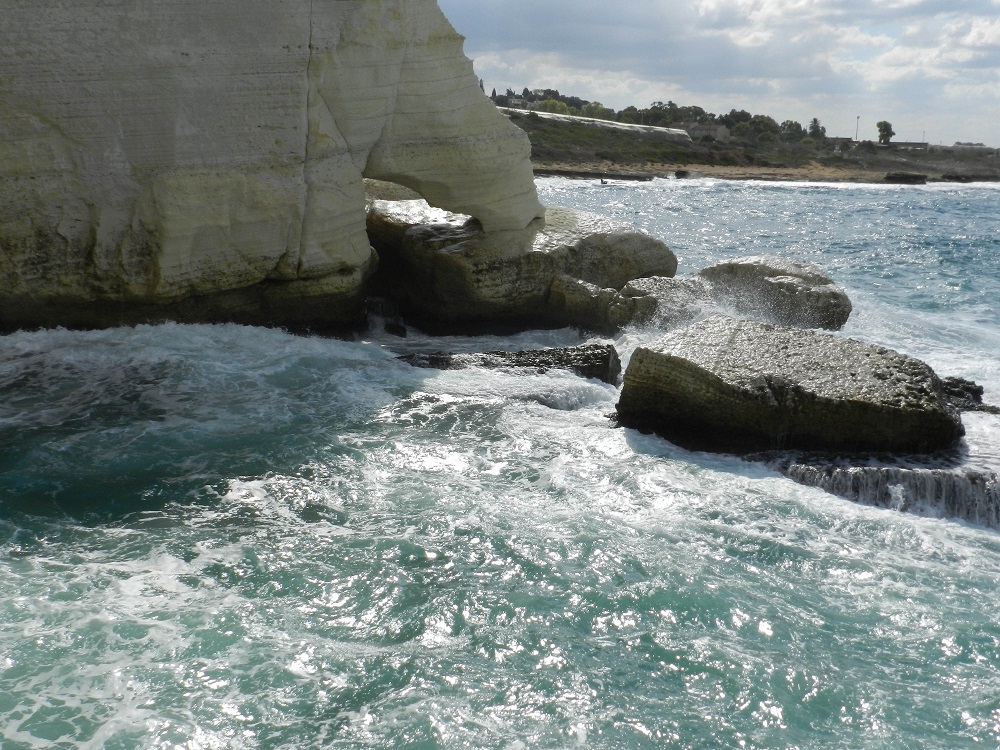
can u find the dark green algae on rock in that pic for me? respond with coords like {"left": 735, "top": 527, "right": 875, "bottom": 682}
{"left": 616, "top": 316, "right": 965, "bottom": 453}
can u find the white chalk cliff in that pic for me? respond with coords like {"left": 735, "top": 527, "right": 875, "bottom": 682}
{"left": 0, "top": 0, "right": 543, "bottom": 328}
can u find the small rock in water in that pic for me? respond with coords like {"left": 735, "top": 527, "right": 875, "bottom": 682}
{"left": 399, "top": 343, "right": 622, "bottom": 384}
{"left": 940, "top": 375, "right": 1000, "bottom": 414}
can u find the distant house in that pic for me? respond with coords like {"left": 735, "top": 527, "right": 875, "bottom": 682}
{"left": 891, "top": 141, "right": 929, "bottom": 150}
{"left": 507, "top": 98, "right": 529, "bottom": 110}
{"left": 676, "top": 122, "right": 730, "bottom": 142}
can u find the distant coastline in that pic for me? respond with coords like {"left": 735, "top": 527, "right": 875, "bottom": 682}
{"left": 512, "top": 109, "right": 1000, "bottom": 186}
{"left": 534, "top": 160, "right": 1000, "bottom": 185}
{"left": 533, "top": 161, "right": 891, "bottom": 184}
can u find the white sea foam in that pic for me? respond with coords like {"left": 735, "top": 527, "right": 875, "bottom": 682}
{"left": 3, "top": 181, "right": 1000, "bottom": 748}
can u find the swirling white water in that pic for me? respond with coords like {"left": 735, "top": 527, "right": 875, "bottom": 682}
{"left": 1, "top": 177, "right": 999, "bottom": 748}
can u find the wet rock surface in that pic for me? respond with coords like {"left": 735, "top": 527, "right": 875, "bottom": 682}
{"left": 616, "top": 316, "right": 964, "bottom": 453}
{"left": 941, "top": 376, "right": 1000, "bottom": 414}
{"left": 399, "top": 343, "right": 622, "bottom": 384}
{"left": 761, "top": 452, "right": 1000, "bottom": 529}
{"left": 367, "top": 197, "right": 849, "bottom": 338}
{"left": 610, "top": 256, "right": 853, "bottom": 332}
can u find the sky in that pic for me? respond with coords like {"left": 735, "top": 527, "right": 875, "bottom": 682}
{"left": 437, "top": 0, "right": 1000, "bottom": 147}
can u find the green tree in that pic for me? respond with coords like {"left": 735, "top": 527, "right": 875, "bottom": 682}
{"left": 536, "top": 98, "right": 571, "bottom": 115}
{"left": 640, "top": 105, "right": 669, "bottom": 127}
{"left": 780, "top": 120, "right": 806, "bottom": 142}
{"left": 876, "top": 120, "right": 895, "bottom": 144}
{"left": 581, "top": 101, "right": 615, "bottom": 120}
{"left": 720, "top": 109, "right": 753, "bottom": 129}
{"left": 733, "top": 114, "right": 781, "bottom": 142}
{"left": 808, "top": 118, "right": 826, "bottom": 139}
{"left": 677, "top": 105, "right": 710, "bottom": 123}
{"left": 618, "top": 105, "right": 641, "bottom": 124}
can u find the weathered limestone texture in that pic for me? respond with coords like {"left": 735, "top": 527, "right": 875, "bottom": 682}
{"left": 603, "top": 256, "right": 852, "bottom": 332}
{"left": 616, "top": 316, "right": 964, "bottom": 453}
{"left": 0, "top": 0, "right": 542, "bottom": 330}
{"left": 375, "top": 203, "right": 677, "bottom": 331}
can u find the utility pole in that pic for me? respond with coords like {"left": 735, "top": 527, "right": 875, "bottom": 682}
{"left": 855, "top": 116, "right": 860, "bottom": 141}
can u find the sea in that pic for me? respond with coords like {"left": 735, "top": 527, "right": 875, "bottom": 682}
{"left": 2, "top": 176, "right": 999, "bottom": 749}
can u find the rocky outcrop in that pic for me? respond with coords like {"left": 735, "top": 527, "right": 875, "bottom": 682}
{"left": 940, "top": 376, "right": 1000, "bottom": 415}
{"left": 697, "top": 256, "right": 853, "bottom": 329}
{"left": 399, "top": 344, "right": 622, "bottom": 384}
{"left": 613, "top": 256, "right": 852, "bottom": 331}
{"left": 375, "top": 203, "right": 677, "bottom": 332}
{"left": 884, "top": 172, "right": 928, "bottom": 185}
{"left": 367, "top": 199, "right": 473, "bottom": 282}
{"left": 0, "top": 0, "right": 542, "bottom": 331}
{"left": 939, "top": 173, "right": 1000, "bottom": 184}
{"left": 367, "top": 198, "right": 847, "bottom": 335}
{"left": 616, "top": 316, "right": 964, "bottom": 453}
{"left": 545, "top": 255, "right": 852, "bottom": 333}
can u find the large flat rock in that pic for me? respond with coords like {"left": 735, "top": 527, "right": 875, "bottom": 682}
{"left": 616, "top": 316, "right": 964, "bottom": 453}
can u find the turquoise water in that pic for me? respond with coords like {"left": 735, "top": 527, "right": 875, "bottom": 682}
{"left": 2, "top": 178, "right": 1000, "bottom": 748}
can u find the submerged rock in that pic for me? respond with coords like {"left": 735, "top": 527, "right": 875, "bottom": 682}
{"left": 381, "top": 205, "right": 676, "bottom": 332}
{"left": 399, "top": 343, "right": 622, "bottom": 384}
{"left": 616, "top": 316, "right": 964, "bottom": 453}
{"left": 0, "top": 0, "right": 542, "bottom": 331}
{"left": 763, "top": 453, "right": 1000, "bottom": 529}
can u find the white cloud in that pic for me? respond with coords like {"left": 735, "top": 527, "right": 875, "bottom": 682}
{"left": 963, "top": 18, "right": 1000, "bottom": 48}
{"left": 440, "top": 0, "right": 1000, "bottom": 145}
{"left": 471, "top": 51, "right": 691, "bottom": 111}
{"left": 722, "top": 28, "right": 776, "bottom": 47}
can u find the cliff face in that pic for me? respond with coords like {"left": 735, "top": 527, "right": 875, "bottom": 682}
{"left": 0, "top": 0, "right": 542, "bottom": 329}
